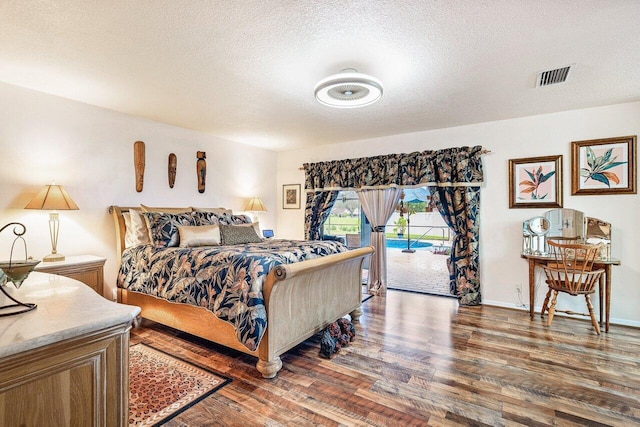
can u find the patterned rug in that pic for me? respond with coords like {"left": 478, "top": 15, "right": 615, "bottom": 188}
{"left": 129, "top": 344, "right": 230, "bottom": 426}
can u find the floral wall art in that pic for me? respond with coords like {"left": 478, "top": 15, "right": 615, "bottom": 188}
{"left": 509, "top": 155, "right": 563, "bottom": 208}
{"left": 571, "top": 136, "right": 636, "bottom": 195}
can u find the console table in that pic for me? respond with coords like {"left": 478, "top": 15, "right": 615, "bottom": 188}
{"left": 521, "top": 253, "right": 620, "bottom": 332}
{"left": 0, "top": 272, "right": 140, "bottom": 426}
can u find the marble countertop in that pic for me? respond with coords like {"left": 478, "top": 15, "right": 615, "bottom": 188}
{"left": 0, "top": 272, "right": 140, "bottom": 358}
{"left": 34, "top": 254, "right": 106, "bottom": 270}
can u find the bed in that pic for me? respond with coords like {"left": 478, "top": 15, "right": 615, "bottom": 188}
{"left": 109, "top": 206, "right": 373, "bottom": 378}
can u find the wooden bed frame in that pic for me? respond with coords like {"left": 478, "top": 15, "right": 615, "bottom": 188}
{"left": 109, "top": 206, "right": 374, "bottom": 378}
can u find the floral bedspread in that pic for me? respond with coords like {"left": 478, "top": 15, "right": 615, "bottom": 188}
{"left": 117, "top": 239, "right": 347, "bottom": 351}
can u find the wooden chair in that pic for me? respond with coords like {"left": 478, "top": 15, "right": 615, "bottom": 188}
{"left": 345, "top": 234, "right": 361, "bottom": 249}
{"left": 540, "top": 239, "right": 604, "bottom": 334}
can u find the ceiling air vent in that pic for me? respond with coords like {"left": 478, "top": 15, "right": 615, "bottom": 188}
{"left": 536, "top": 65, "right": 573, "bottom": 87}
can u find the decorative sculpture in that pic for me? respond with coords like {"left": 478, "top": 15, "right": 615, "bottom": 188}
{"left": 196, "top": 151, "right": 206, "bottom": 193}
{"left": 319, "top": 318, "right": 355, "bottom": 359}
{"left": 134, "top": 141, "right": 145, "bottom": 192}
{"left": 0, "top": 222, "right": 39, "bottom": 316}
{"left": 168, "top": 153, "right": 177, "bottom": 188}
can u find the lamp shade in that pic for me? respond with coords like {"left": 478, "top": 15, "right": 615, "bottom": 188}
{"left": 244, "top": 197, "right": 266, "bottom": 212}
{"left": 25, "top": 185, "right": 79, "bottom": 210}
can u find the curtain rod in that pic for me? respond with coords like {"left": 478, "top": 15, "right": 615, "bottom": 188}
{"left": 297, "top": 149, "right": 492, "bottom": 170}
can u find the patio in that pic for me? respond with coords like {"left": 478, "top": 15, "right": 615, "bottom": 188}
{"left": 362, "top": 245, "right": 453, "bottom": 297}
{"left": 386, "top": 246, "right": 452, "bottom": 296}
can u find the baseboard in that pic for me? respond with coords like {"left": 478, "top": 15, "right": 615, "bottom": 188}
{"left": 482, "top": 299, "right": 640, "bottom": 328}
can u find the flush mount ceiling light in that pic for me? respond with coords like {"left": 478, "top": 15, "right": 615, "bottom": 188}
{"left": 314, "top": 68, "right": 383, "bottom": 108}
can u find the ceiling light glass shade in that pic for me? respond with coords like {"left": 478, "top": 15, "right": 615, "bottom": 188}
{"left": 314, "top": 69, "right": 383, "bottom": 108}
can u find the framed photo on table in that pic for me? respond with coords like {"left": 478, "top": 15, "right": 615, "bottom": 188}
{"left": 509, "top": 155, "right": 563, "bottom": 208}
{"left": 283, "top": 184, "right": 301, "bottom": 209}
{"left": 571, "top": 135, "right": 636, "bottom": 195}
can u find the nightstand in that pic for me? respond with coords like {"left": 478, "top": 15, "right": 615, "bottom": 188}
{"left": 34, "top": 255, "right": 106, "bottom": 296}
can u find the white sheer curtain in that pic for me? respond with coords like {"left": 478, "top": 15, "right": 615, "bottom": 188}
{"left": 358, "top": 188, "right": 403, "bottom": 295}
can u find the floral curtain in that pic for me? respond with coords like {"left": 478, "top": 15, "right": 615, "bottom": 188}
{"left": 429, "top": 186, "right": 481, "bottom": 305}
{"left": 304, "top": 146, "right": 483, "bottom": 190}
{"left": 304, "top": 191, "right": 340, "bottom": 240}
{"left": 303, "top": 146, "right": 484, "bottom": 303}
{"left": 357, "top": 188, "right": 403, "bottom": 295}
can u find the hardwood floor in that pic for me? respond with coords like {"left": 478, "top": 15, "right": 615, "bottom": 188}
{"left": 130, "top": 290, "right": 640, "bottom": 426}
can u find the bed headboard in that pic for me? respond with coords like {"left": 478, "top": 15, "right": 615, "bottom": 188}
{"left": 108, "top": 206, "right": 135, "bottom": 262}
{"left": 108, "top": 205, "right": 237, "bottom": 261}
{"left": 109, "top": 205, "right": 193, "bottom": 260}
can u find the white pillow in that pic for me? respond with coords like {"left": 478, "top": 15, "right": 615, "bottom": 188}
{"left": 124, "top": 208, "right": 151, "bottom": 248}
{"left": 178, "top": 224, "right": 221, "bottom": 247}
{"left": 123, "top": 212, "right": 135, "bottom": 248}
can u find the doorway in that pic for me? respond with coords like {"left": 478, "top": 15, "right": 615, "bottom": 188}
{"left": 385, "top": 188, "right": 453, "bottom": 297}
{"left": 323, "top": 188, "right": 453, "bottom": 297}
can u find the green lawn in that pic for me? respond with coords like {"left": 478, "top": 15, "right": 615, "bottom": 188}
{"left": 323, "top": 216, "right": 360, "bottom": 234}
{"left": 323, "top": 215, "right": 449, "bottom": 241}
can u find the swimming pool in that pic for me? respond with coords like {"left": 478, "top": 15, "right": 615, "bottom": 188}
{"left": 386, "top": 239, "right": 433, "bottom": 249}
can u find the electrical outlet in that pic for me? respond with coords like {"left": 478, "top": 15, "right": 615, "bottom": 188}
{"left": 112, "top": 289, "right": 118, "bottom": 301}
{"left": 515, "top": 283, "right": 522, "bottom": 293}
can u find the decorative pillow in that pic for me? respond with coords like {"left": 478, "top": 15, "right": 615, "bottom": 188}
{"left": 191, "top": 210, "right": 222, "bottom": 226}
{"left": 216, "top": 212, "right": 253, "bottom": 225}
{"left": 143, "top": 212, "right": 196, "bottom": 248}
{"left": 213, "top": 212, "right": 232, "bottom": 225}
{"left": 232, "top": 214, "right": 252, "bottom": 224}
{"left": 191, "top": 207, "right": 233, "bottom": 216}
{"left": 227, "top": 221, "right": 262, "bottom": 236}
{"left": 193, "top": 212, "right": 251, "bottom": 226}
{"left": 140, "top": 204, "right": 192, "bottom": 214}
{"left": 124, "top": 209, "right": 151, "bottom": 248}
{"left": 178, "top": 224, "right": 221, "bottom": 247}
{"left": 219, "top": 224, "right": 263, "bottom": 245}
{"left": 247, "top": 221, "right": 262, "bottom": 236}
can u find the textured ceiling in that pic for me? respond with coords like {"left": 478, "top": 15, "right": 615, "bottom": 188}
{"left": 1, "top": 1, "right": 639, "bottom": 151}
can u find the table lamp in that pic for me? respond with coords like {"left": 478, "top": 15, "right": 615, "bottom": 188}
{"left": 244, "top": 197, "right": 266, "bottom": 223}
{"left": 24, "top": 184, "right": 79, "bottom": 262}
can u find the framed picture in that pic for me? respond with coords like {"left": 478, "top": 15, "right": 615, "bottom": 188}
{"left": 571, "top": 135, "right": 637, "bottom": 195}
{"left": 283, "top": 184, "right": 301, "bottom": 209}
{"left": 509, "top": 155, "right": 563, "bottom": 208}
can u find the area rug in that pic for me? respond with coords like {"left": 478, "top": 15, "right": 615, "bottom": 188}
{"left": 129, "top": 343, "right": 230, "bottom": 426}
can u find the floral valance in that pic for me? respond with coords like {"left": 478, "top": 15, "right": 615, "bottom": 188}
{"left": 303, "top": 146, "right": 484, "bottom": 192}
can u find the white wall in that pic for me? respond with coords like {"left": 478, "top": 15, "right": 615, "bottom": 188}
{"left": 277, "top": 101, "right": 640, "bottom": 327}
{"left": 2, "top": 80, "right": 637, "bottom": 327}
{"left": 0, "top": 82, "right": 277, "bottom": 299}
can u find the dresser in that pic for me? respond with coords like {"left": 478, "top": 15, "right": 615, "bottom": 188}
{"left": 34, "top": 255, "right": 106, "bottom": 296}
{"left": 0, "top": 272, "right": 140, "bottom": 426}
